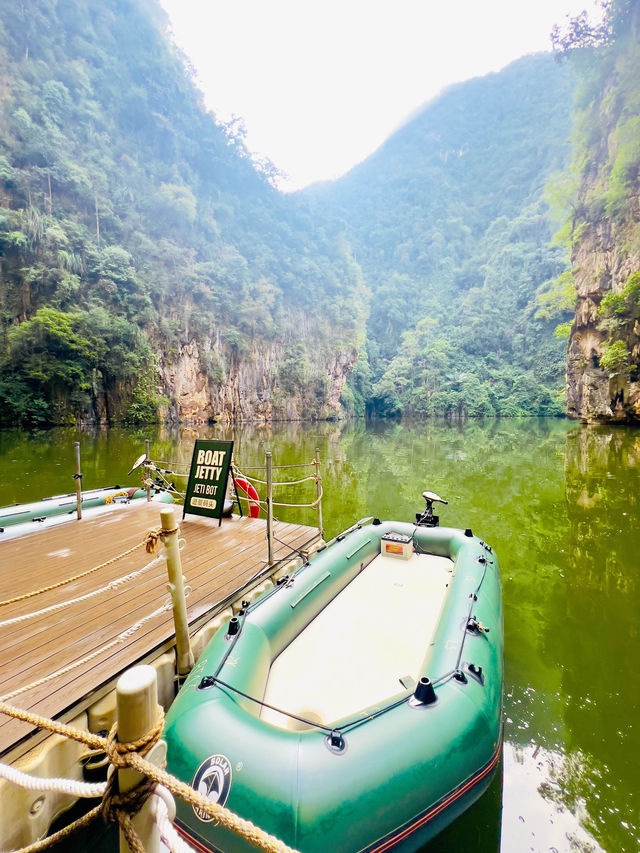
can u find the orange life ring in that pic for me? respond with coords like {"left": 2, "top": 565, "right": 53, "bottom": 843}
{"left": 233, "top": 477, "right": 260, "bottom": 518}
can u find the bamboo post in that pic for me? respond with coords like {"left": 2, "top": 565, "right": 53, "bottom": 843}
{"left": 116, "top": 665, "right": 166, "bottom": 853}
{"left": 266, "top": 451, "right": 274, "bottom": 566}
{"left": 314, "top": 447, "right": 324, "bottom": 539}
{"left": 145, "top": 439, "right": 151, "bottom": 502}
{"left": 161, "top": 507, "right": 194, "bottom": 679}
{"left": 73, "top": 442, "right": 82, "bottom": 520}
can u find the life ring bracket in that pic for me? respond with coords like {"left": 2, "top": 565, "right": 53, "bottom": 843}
{"left": 233, "top": 477, "right": 260, "bottom": 518}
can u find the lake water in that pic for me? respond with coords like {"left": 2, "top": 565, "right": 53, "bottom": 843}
{"left": 1, "top": 418, "right": 638, "bottom": 853}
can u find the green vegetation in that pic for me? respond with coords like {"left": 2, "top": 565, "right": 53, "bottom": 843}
{"left": 599, "top": 339, "right": 634, "bottom": 375}
{"left": 4, "top": 0, "right": 630, "bottom": 426}
{"left": 552, "top": 0, "right": 640, "bottom": 397}
{"left": 553, "top": 1, "right": 640, "bottom": 227}
{"left": 0, "top": 0, "right": 363, "bottom": 426}
{"left": 308, "top": 55, "right": 575, "bottom": 417}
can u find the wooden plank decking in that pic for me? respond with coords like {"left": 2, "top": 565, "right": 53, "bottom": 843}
{"left": 0, "top": 500, "right": 319, "bottom": 759}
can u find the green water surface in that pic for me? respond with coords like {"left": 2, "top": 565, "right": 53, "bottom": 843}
{"left": 0, "top": 418, "right": 638, "bottom": 853}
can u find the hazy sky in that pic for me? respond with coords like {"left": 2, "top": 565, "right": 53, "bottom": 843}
{"left": 159, "top": 0, "right": 602, "bottom": 191}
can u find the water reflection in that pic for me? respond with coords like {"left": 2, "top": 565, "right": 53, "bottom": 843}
{"left": 0, "top": 419, "right": 638, "bottom": 852}
{"left": 502, "top": 743, "right": 605, "bottom": 853}
{"left": 501, "top": 424, "right": 640, "bottom": 853}
{"left": 556, "top": 427, "right": 640, "bottom": 853}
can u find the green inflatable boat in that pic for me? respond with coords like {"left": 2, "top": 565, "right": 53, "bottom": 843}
{"left": 0, "top": 486, "right": 173, "bottom": 537}
{"left": 164, "top": 494, "right": 503, "bottom": 852}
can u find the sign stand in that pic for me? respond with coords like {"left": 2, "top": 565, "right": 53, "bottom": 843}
{"left": 231, "top": 473, "right": 243, "bottom": 518}
{"left": 183, "top": 440, "right": 234, "bottom": 526}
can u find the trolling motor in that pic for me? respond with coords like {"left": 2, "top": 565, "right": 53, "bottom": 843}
{"left": 415, "top": 491, "right": 448, "bottom": 527}
{"left": 127, "top": 454, "right": 176, "bottom": 494}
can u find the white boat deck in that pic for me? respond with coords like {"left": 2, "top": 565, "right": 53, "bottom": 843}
{"left": 261, "top": 550, "right": 454, "bottom": 730}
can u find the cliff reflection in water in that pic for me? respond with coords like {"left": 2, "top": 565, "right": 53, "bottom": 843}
{"left": 557, "top": 427, "right": 639, "bottom": 853}
{"left": 0, "top": 419, "right": 638, "bottom": 852}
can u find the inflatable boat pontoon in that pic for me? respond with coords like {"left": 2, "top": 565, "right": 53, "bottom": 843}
{"left": 164, "top": 493, "right": 503, "bottom": 853}
{"left": 0, "top": 486, "right": 173, "bottom": 538}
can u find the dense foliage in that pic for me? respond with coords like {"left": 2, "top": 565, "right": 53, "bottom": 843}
{"left": 306, "top": 55, "right": 575, "bottom": 418}
{"left": 0, "top": 0, "right": 364, "bottom": 426}
{"left": 0, "top": 1, "right": 595, "bottom": 426}
{"left": 553, "top": 0, "right": 640, "bottom": 390}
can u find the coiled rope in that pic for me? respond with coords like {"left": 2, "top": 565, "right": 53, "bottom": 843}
{"left": 104, "top": 491, "right": 131, "bottom": 504}
{"left": 0, "top": 700, "right": 299, "bottom": 853}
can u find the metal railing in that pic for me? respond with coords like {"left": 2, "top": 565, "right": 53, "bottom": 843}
{"left": 133, "top": 447, "right": 324, "bottom": 568}
{"left": 69, "top": 441, "right": 324, "bottom": 568}
{"left": 231, "top": 449, "right": 324, "bottom": 565}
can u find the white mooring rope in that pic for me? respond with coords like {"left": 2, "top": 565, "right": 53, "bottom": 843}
{"left": 0, "top": 761, "right": 107, "bottom": 798}
{"left": 1, "top": 600, "right": 172, "bottom": 701}
{"left": 151, "top": 787, "right": 199, "bottom": 853}
{"left": 0, "top": 555, "right": 163, "bottom": 628}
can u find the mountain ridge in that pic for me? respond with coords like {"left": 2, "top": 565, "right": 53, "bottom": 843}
{"left": 0, "top": 0, "right": 364, "bottom": 427}
{"left": 304, "top": 52, "right": 575, "bottom": 418}
{"left": 0, "top": 2, "right": 588, "bottom": 426}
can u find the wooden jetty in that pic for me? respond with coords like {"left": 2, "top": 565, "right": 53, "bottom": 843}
{"left": 0, "top": 500, "right": 320, "bottom": 761}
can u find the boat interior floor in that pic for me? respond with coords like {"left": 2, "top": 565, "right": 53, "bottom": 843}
{"left": 260, "top": 551, "right": 454, "bottom": 731}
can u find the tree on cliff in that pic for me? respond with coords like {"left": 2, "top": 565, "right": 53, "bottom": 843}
{"left": 0, "top": 0, "right": 364, "bottom": 426}
{"left": 551, "top": 0, "right": 640, "bottom": 421}
{"left": 551, "top": 0, "right": 638, "bottom": 56}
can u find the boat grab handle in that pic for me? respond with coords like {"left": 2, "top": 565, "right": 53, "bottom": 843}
{"left": 290, "top": 572, "right": 331, "bottom": 608}
{"left": 346, "top": 538, "right": 372, "bottom": 560}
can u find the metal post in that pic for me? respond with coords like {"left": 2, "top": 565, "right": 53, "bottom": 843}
{"left": 314, "top": 447, "right": 324, "bottom": 539}
{"left": 73, "top": 442, "right": 82, "bottom": 520}
{"left": 266, "top": 451, "right": 274, "bottom": 566}
{"left": 145, "top": 439, "right": 151, "bottom": 502}
{"left": 161, "top": 507, "right": 194, "bottom": 679}
{"left": 116, "top": 665, "right": 167, "bottom": 853}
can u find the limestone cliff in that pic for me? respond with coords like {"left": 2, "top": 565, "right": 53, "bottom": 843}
{"left": 158, "top": 335, "right": 357, "bottom": 424}
{"left": 567, "top": 220, "right": 640, "bottom": 421}
{"left": 564, "top": 2, "right": 640, "bottom": 423}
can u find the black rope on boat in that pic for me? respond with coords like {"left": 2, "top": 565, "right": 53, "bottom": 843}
{"left": 271, "top": 522, "right": 309, "bottom": 564}
{"left": 206, "top": 676, "right": 336, "bottom": 733}
{"left": 453, "top": 558, "right": 490, "bottom": 677}
{"left": 200, "top": 650, "right": 479, "bottom": 741}
{"left": 211, "top": 610, "right": 248, "bottom": 681}
{"left": 410, "top": 526, "right": 493, "bottom": 687}
{"left": 199, "top": 534, "right": 495, "bottom": 740}
{"left": 335, "top": 694, "right": 419, "bottom": 735}
{"left": 201, "top": 675, "right": 414, "bottom": 737}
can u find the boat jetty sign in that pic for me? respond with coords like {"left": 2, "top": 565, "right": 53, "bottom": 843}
{"left": 183, "top": 439, "right": 234, "bottom": 523}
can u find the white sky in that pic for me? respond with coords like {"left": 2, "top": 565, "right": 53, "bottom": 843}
{"left": 159, "top": 0, "right": 603, "bottom": 191}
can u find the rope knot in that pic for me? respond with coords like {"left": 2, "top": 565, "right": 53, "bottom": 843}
{"left": 101, "top": 772, "right": 157, "bottom": 823}
{"left": 143, "top": 529, "right": 161, "bottom": 553}
{"left": 100, "top": 773, "right": 157, "bottom": 853}
{"left": 104, "top": 708, "right": 165, "bottom": 769}
{"left": 144, "top": 526, "right": 180, "bottom": 553}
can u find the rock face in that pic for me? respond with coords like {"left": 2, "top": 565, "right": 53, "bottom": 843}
{"left": 567, "top": 221, "right": 640, "bottom": 423}
{"left": 566, "top": 222, "right": 640, "bottom": 423}
{"left": 159, "top": 337, "right": 357, "bottom": 424}
{"left": 564, "top": 3, "right": 640, "bottom": 424}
